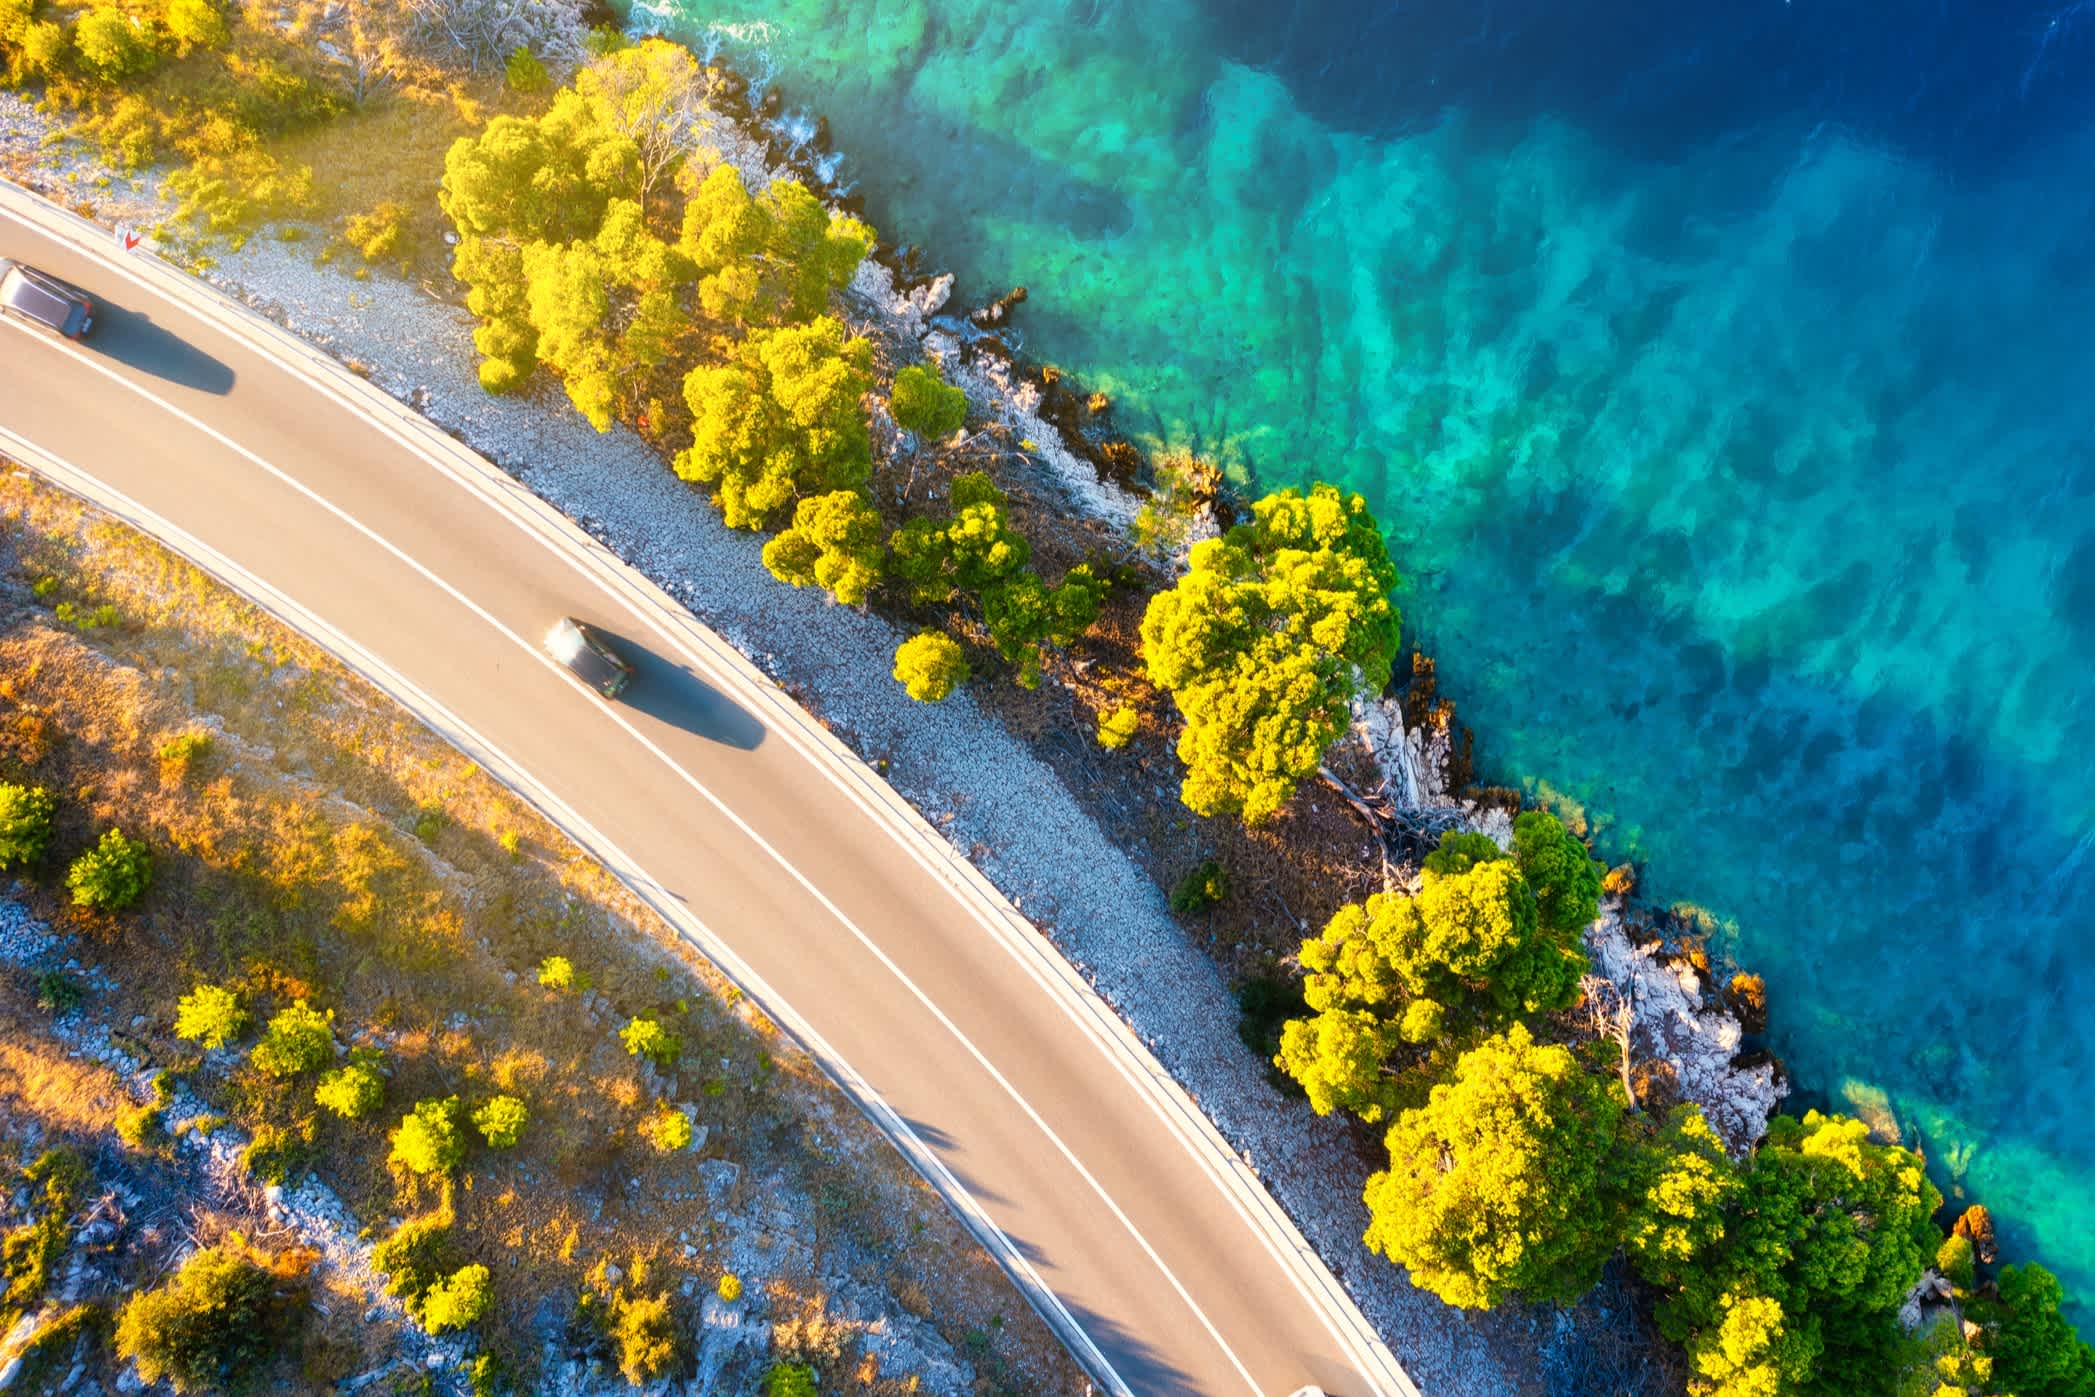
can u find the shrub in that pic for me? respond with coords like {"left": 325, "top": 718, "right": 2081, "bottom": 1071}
{"left": 641, "top": 1101, "right": 693, "bottom": 1153}
{"left": 764, "top": 1363, "right": 818, "bottom": 1397}
{"left": 536, "top": 954, "right": 581, "bottom": 991}
{"left": 892, "top": 631, "right": 968, "bottom": 703}
{"left": 471, "top": 1094, "right": 528, "bottom": 1148}
{"left": 156, "top": 730, "right": 214, "bottom": 785}
{"left": 372, "top": 1214, "right": 452, "bottom": 1304}
{"left": 619, "top": 1015, "right": 681, "bottom": 1068}
{"left": 34, "top": 969, "right": 82, "bottom": 1015}
{"left": 162, "top": 0, "right": 225, "bottom": 54}
{"left": 241, "top": 1118, "right": 318, "bottom": 1185}
{"left": 1096, "top": 705, "right": 1140, "bottom": 749}
{"left": 503, "top": 44, "right": 547, "bottom": 92}
{"left": 416, "top": 1264, "right": 492, "bottom": 1333}
{"left": 314, "top": 1050, "right": 386, "bottom": 1120}
{"left": 611, "top": 1290, "right": 679, "bottom": 1384}
{"left": 73, "top": 7, "right": 157, "bottom": 82}
{"left": 389, "top": 1097, "right": 465, "bottom": 1176}
{"left": 250, "top": 999, "right": 335, "bottom": 1077}
{"left": 343, "top": 200, "right": 411, "bottom": 265}
{"left": 0, "top": 783, "right": 58, "bottom": 869}
{"left": 1168, "top": 859, "right": 1228, "bottom": 914}
{"left": 114, "top": 1243, "right": 301, "bottom": 1393}
{"left": 761, "top": 489, "right": 886, "bottom": 606}
{"left": 1937, "top": 1233, "right": 1976, "bottom": 1291}
{"left": 174, "top": 983, "right": 247, "bottom": 1050}
{"left": 9, "top": 20, "right": 67, "bottom": 84}
{"left": 717, "top": 1272, "right": 742, "bottom": 1302}
{"left": 66, "top": 828, "right": 152, "bottom": 910}
{"left": 166, "top": 149, "right": 314, "bottom": 239}
{"left": 890, "top": 361, "right": 967, "bottom": 438}
{"left": 117, "top": 1097, "right": 169, "bottom": 1151}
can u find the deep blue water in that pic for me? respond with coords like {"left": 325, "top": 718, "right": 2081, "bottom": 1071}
{"left": 658, "top": 0, "right": 2095, "bottom": 1318}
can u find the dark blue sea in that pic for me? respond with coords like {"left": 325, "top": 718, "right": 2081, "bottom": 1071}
{"left": 659, "top": 0, "right": 2095, "bottom": 1316}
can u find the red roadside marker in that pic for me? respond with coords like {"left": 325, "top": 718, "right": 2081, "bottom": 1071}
{"left": 123, "top": 230, "right": 142, "bottom": 251}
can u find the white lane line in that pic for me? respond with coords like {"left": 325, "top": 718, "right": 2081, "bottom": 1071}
{"left": 6, "top": 192, "right": 1401, "bottom": 1391}
{"left": 1, "top": 318, "right": 1265, "bottom": 1397}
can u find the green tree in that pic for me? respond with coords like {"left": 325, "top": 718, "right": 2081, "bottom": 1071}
{"left": 250, "top": 1000, "right": 335, "bottom": 1078}
{"left": 162, "top": 0, "right": 225, "bottom": 55}
{"left": 611, "top": 1289, "right": 680, "bottom": 1383}
{"left": 1656, "top": 1111, "right": 1943, "bottom": 1397}
{"left": 0, "top": 782, "right": 57, "bottom": 869}
{"left": 1625, "top": 1107, "right": 1741, "bottom": 1290}
{"left": 1418, "top": 854, "right": 1584, "bottom": 1016}
{"left": 1363, "top": 1023, "right": 1624, "bottom": 1308}
{"left": 982, "top": 564, "right": 1107, "bottom": 688}
{"left": 1511, "top": 810, "right": 1603, "bottom": 939}
{"left": 619, "top": 1015, "right": 681, "bottom": 1068}
{"left": 1139, "top": 483, "right": 1401, "bottom": 824}
{"left": 765, "top": 1364, "right": 819, "bottom": 1397}
{"left": 762, "top": 489, "right": 885, "bottom": 605}
{"left": 892, "top": 631, "right": 969, "bottom": 702}
{"left": 73, "top": 7, "right": 156, "bottom": 81}
{"left": 390, "top": 1097, "right": 466, "bottom": 1176}
{"left": 114, "top": 1244, "right": 301, "bottom": 1394}
{"left": 891, "top": 361, "right": 967, "bottom": 438}
{"left": 372, "top": 1213, "right": 453, "bottom": 1306}
{"left": 1988, "top": 1265, "right": 2095, "bottom": 1397}
{"left": 66, "top": 828, "right": 151, "bottom": 910}
{"left": 1275, "top": 1007, "right": 1401, "bottom": 1122}
{"left": 677, "top": 164, "right": 871, "bottom": 325}
{"left": 416, "top": 1264, "right": 492, "bottom": 1333}
{"left": 174, "top": 983, "right": 247, "bottom": 1051}
{"left": 471, "top": 1094, "right": 529, "bottom": 1148}
{"left": 314, "top": 1050, "right": 386, "bottom": 1120}
{"left": 676, "top": 316, "right": 874, "bottom": 530}
{"left": 522, "top": 198, "right": 696, "bottom": 429}
{"left": 889, "top": 471, "right": 1030, "bottom": 605}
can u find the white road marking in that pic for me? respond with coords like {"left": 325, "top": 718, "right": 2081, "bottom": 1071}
{"left": 1, "top": 315, "right": 1267, "bottom": 1397}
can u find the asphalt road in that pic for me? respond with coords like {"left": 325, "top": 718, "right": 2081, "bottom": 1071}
{"left": 0, "top": 190, "right": 1410, "bottom": 1397}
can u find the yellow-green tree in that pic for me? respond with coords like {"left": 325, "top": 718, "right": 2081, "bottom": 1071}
{"left": 891, "top": 361, "right": 967, "bottom": 438}
{"left": 762, "top": 489, "right": 885, "bottom": 605}
{"left": 677, "top": 316, "right": 873, "bottom": 529}
{"left": 893, "top": 631, "right": 968, "bottom": 703}
{"left": 1139, "top": 483, "right": 1400, "bottom": 824}
{"left": 1362, "top": 1023, "right": 1624, "bottom": 1308}
{"left": 678, "top": 164, "right": 872, "bottom": 326}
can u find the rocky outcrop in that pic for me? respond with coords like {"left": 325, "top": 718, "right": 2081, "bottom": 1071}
{"left": 1583, "top": 903, "right": 1785, "bottom": 1154}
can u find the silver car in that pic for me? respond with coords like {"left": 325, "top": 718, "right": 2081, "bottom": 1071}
{"left": 0, "top": 260, "right": 94, "bottom": 339}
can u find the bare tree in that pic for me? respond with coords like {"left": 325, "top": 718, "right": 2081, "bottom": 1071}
{"left": 400, "top": 0, "right": 583, "bottom": 72}
{"left": 573, "top": 39, "right": 709, "bottom": 214}
{"left": 1582, "top": 973, "right": 1640, "bottom": 1111}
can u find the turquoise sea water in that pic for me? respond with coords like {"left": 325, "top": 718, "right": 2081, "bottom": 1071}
{"left": 661, "top": 0, "right": 2095, "bottom": 1315}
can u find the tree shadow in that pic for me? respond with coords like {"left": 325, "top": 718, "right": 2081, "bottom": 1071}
{"left": 85, "top": 298, "right": 236, "bottom": 395}
{"left": 583, "top": 623, "right": 767, "bottom": 751}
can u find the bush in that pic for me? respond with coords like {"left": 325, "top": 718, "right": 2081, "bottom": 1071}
{"left": 371, "top": 1214, "right": 452, "bottom": 1304}
{"left": 471, "top": 1094, "right": 528, "bottom": 1148}
{"left": 1096, "top": 704, "right": 1140, "bottom": 750}
{"left": 717, "top": 1272, "right": 742, "bottom": 1302}
{"left": 114, "top": 1243, "right": 301, "bottom": 1394}
{"left": 241, "top": 1118, "right": 318, "bottom": 1185}
{"left": 250, "top": 999, "right": 335, "bottom": 1077}
{"left": 0, "top": 783, "right": 57, "bottom": 869}
{"left": 892, "top": 631, "right": 969, "bottom": 703}
{"left": 611, "top": 1290, "right": 679, "bottom": 1384}
{"left": 162, "top": 0, "right": 226, "bottom": 54}
{"left": 156, "top": 730, "right": 214, "bottom": 785}
{"left": 66, "top": 828, "right": 152, "bottom": 910}
{"left": 536, "top": 954, "right": 582, "bottom": 991}
{"left": 166, "top": 149, "right": 314, "bottom": 239}
{"left": 33, "top": 969, "right": 82, "bottom": 1016}
{"left": 9, "top": 19, "right": 68, "bottom": 84}
{"left": 343, "top": 200, "right": 411, "bottom": 265}
{"left": 890, "top": 361, "right": 967, "bottom": 438}
{"left": 1168, "top": 859, "right": 1229, "bottom": 914}
{"left": 1937, "top": 1233, "right": 1976, "bottom": 1291}
{"left": 314, "top": 1050, "right": 386, "bottom": 1120}
{"left": 416, "top": 1264, "right": 492, "bottom": 1333}
{"left": 73, "top": 7, "right": 157, "bottom": 82}
{"left": 503, "top": 44, "right": 547, "bottom": 92}
{"left": 116, "top": 1099, "right": 168, "bottom": 1152}
{"left": 389, "top": 1097, "right": 465, "bottom": 1176}
{"left": 619, "top": 1015, "right": 681, "bottom": 1069}
{"left": 174, "top": 983, "right": 247, "bottom": 1050}
{"left": 764, "top": 1363, "right": 818, "bottom": 1397}
{"left": 641, "top": 1101, "right": 693, "bottom": 1153}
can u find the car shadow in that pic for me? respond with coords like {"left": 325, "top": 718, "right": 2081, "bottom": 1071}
{"left": 588, "top": 624, "right": 766, "bottom": 752}
{"left": 86, "top": 299, "right": 236, "bottom": 395}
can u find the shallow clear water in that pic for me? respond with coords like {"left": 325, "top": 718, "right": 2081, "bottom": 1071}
{"left": 661, "top": 0, "right": 2095, "bottom": 1314}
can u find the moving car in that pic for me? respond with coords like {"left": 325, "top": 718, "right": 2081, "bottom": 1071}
{"left": 0, "top": 259, "right": 94, "bottom": 339}
{"left": 545, "top": 616, "right": 635, "bottom": 699}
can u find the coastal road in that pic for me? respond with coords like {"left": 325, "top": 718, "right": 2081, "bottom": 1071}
{"left": 0, "top": 182, "right": 1413, "bottom": 1397}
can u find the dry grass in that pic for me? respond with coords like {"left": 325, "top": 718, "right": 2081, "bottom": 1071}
{"left": 0, "top": 465, "right": 1086, "bottom": 1391}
